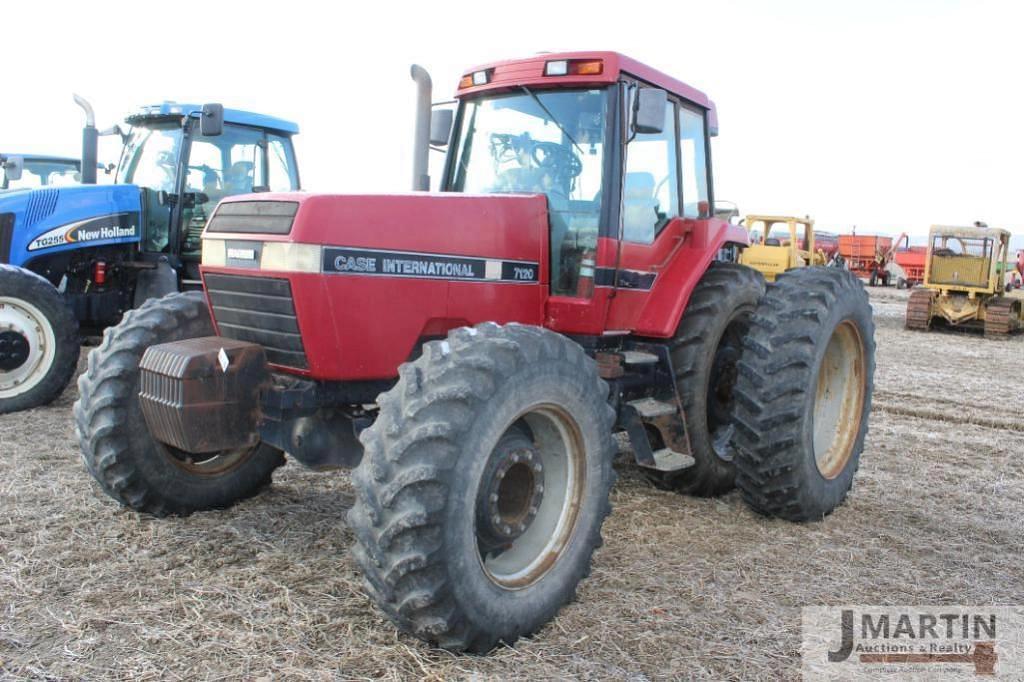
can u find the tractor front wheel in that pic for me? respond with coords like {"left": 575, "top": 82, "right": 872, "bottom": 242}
{"left": 74, "top": 292, "right": 285, "bottom": 516}
{"left": 348, "top": 323, "right": 616, "bottom": 652}
{"left": 732, "top": 268, "right": 875, "bottom": 521}
{"left": 0, "top": 265, "right": 79, "bottom": 414}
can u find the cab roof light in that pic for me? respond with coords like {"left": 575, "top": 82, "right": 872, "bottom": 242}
{"left": 459, "top": 69, "right": 492, "bottom": 88}
{"left": 544, "top": 59, "right": 603, "bottom": 76}
{"left": 545, "top": 60, "right": 569, "bottom": 76}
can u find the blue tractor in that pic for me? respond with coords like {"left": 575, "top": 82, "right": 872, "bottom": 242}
{"left": 0, "top": 100, "right": 301, "bottom": 413}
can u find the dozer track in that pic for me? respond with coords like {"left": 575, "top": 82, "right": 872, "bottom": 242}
{"left": 984, "top": 297, "right": 1019, "bottom": 337}
{"left": 905, "top": 289, "right": 935, "bottom": 331}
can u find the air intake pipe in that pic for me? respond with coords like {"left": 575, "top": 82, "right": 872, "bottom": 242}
{"left": 410, "top": 65, "right": 432, "bottom": 191}
{"left": 74, "top": 94, "right": 98, "bottom": 185}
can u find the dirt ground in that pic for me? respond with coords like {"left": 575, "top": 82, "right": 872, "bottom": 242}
{"left": 1, "top": 287, "right": 1022, "bottom": 681}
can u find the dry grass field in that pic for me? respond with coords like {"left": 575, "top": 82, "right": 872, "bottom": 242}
{"left": 1, "top": 287, "right": 1022, "bottom": 680}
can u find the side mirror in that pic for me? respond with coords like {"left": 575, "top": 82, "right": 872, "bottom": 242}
{"left": 200, "top": 103, "right": 224, "bottom": 137}
{"left": 634, "top": 88, "right": 667, "bottom": 135}
{"left": 3, "top": 155, "right": 24, "bottom": 182}
{"left": 430, "top": 108, "right": 454, "bottom": 146}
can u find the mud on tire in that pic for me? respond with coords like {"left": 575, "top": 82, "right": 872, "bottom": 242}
{"left": 347, "top": 323, "right": 616, "bottom": 652}
{"left": 0, "top": 265, "right": 79, "bottom": 414}
{"left": 732, "top": 268, "right": 875, "bottom": 521}
{"left": 74, "top": 292, "right": 284, "bottom": 516}
{"left": 656, "top": 262, "right": 765, "bottom": 496}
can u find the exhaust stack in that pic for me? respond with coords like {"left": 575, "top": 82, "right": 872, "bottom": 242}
{"left": 73, "top": 94, "right": 98, "bottom": 184}
{"left": 410, "top": 65, "right": 432, "bottom": 191}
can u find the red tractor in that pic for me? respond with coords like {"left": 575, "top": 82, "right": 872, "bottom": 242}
{"left": 74, "top": 52, "right": 875, "bottom": 652}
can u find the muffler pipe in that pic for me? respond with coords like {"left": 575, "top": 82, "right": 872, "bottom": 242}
{"left": 74, "top": 93, "right": 98, "bottom": 184}
{"left": 410, "top": 64, "right": 432, "bottom": 191}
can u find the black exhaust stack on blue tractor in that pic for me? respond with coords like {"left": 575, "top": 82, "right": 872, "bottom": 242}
{"left": 73, "top": 94, "right": 98, "bottom": 185}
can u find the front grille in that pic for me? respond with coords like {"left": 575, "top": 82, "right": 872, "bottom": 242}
{"left": 206, "top": 201, "right": 298, "bottom": 235}
{"left": 204, "top": 272, "right": 308, "bottom": 369}
{"left": 0, "top": 213, "right": 13, "bottom": 264}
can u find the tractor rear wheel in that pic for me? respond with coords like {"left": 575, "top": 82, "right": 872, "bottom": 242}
{"left": 347, "top": 323, "right": 615, "bottom": 652}
{"left": 656, "top": 262, "right": 765, "bottom": 496}
{"left": 0, "top": 265, "right": 79, "bottom": 414}
{"left": 732, "top": 268, "right": 875, "bottom": 521}
{"left": 74, "top": 292, "right": 285, "bottom": 516}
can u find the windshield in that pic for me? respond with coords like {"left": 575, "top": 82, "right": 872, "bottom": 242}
{"left": 117, "top": 123, "right": 182, "bottom": 191}
{"left": 449, "top": 88, "right": 609, "bottom": 296}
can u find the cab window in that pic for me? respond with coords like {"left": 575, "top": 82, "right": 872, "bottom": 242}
{"left": 678, "top": 106, "right": 709, "bottom": 218}
{"left": 181, "top": 124, "right": 265, "bottom": 256}
{"left": 622, "top": 100, "right": 678, "bottom": 244}
{"left": 450, "top": 88, "right": 609, "bottom": 296}
{"left": 267, "top": 134, "right": 298, "bottom": 192}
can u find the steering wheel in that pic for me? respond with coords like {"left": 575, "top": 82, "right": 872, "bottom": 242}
{"left": 531, "top": 142, "right": 582, "bottom": 179}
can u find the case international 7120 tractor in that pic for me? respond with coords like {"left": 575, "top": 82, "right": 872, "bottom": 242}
{"left": 74, "top": 52, "right": 875, "bottom": 652}
{"left": 906, "top": 224, "right": 1024, "bottom": 336}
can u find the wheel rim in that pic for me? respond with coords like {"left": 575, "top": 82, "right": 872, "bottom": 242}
{"left": 0, "top": 296, "right": 57, "bottom": 399}
{"left": 706, "top": 311, "right": 751, "bottom": 460}
{"left": 159, "top": 442, "right": 258, "bottom": 476}
{"left": 812, "top": 320, "right": 866, "bottom": 479}
{"left": 476, "top": 405, "right": 585, "bottom": 589}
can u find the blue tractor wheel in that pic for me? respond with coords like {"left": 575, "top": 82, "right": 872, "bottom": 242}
{"left": 0, "top": 265, "right": 80, "bottom": 414}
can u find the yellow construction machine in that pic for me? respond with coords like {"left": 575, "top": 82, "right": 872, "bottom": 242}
{"left": 906, "top": 224, "right": 1024, "bottom": 337}
{"left": 738, "top": 215, "right": 827, "bottom": 282}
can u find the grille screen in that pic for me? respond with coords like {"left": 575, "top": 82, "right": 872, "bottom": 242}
{"left": 206, "top": 201, "right": 298, "bottom": 235}
{"left": 204, "top": 272, "right": 308, "bottom": 369}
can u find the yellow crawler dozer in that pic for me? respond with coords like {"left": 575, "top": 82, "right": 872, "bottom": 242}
{"left": 738, "top": 215, "right": 827, "bottom": 282}
{"left": 906, "top": 225, "right": 1024, "bottom": 337}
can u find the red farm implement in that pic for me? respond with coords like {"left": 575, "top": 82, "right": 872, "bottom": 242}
{"left": 839, "top": 233, "right": 894, "bottom": 285}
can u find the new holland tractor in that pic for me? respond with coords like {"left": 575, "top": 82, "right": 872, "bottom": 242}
{"left": 75, "top": 52, "right": 875, "bottom": 652}
{"left": 906, "top": 224, "right": 1024, "bottom": 336}
{"left": 0, "top": 99, "right": 300, "bottom": 413}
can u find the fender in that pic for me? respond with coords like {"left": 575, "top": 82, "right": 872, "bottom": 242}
{"left": 0, "top": 184, "right": 142, "bottom": 268}
{"left": 607, "top": 217, "right": 751, "bottom": 337}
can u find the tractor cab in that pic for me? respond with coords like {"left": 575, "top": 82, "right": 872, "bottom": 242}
{"left": 117, "top": 103, "right": 301, "bottom": 280}
{"left": 923, "top": 225, "right": 1010, "bottom": 295}
{"left": 435, "top": 53, "right": 736, "bottom": 330}
{"left": 737, "top": 215, "right": 820, "bottom": 281}
{"left": 1, "top": 154, "right": 81, "bottom": 191}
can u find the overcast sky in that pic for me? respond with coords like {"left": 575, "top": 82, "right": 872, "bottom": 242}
{"left": 4, "top": 0, "right": 1021, "bottom": 240}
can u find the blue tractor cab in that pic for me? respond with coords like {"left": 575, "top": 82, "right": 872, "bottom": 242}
{"left": 1, "top": 154, "right": 81, "bottom": 190}
{"left": 0, "top": 100, "right": 300, "bottom": 413}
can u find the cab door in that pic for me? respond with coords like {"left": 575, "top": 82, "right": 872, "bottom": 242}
{"left": 175, "top": 123, "right": 299, "bottom": 276}
{"left": 605, "top": 91, "right": 713, "bottom": 335}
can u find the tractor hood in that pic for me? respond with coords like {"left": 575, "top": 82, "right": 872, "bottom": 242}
{"left": 202, "top": 192, "right": 551, "bottom": 278}
{"left": 0, "top": 184, "right": 142, "bottom": 267}
{"left": 199, "top": 192, "right": 551, "bottom": 380}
